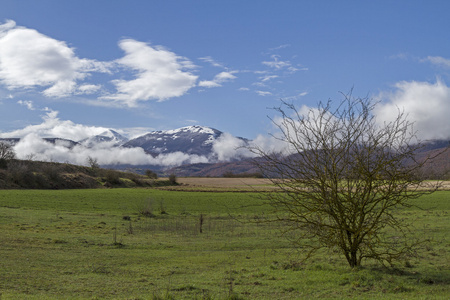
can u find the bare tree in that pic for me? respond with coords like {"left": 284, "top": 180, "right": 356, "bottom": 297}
{"left": 87, "top": 156, "right": 99, "bottom": 169}
{"left": 0, "top": 142, "right": 15, "bottom": 160}
{"left": 0, "top": 142, "right": 15, "bottom": 169}
{"left": 250, "top": 92, "right": 440, "bottom": 268}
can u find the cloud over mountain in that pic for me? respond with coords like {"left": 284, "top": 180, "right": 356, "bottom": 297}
{"left": 0, "top": 114, "right": 259, "bottom": 168}
{"left": 0, "top": 109, "right": 111, "bottom": 141}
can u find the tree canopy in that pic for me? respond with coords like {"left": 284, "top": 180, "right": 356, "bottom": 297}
{"left": 250, "top": 93, "right": 441, "bottom": 268}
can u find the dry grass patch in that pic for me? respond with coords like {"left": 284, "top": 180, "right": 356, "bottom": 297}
{"left": 166, "top": 177, "right": 276, "bottom": 192}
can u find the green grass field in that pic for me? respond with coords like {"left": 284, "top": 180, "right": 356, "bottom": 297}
{"left": 0, "top": 188, "right": 448, "bottom": 299}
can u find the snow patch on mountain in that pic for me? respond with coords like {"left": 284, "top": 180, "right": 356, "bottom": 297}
{"left": 123, "top": 125, "right": 224, "bottom": 157}
{"left": 79, "top": 129, "right": 128, "bottom": 147}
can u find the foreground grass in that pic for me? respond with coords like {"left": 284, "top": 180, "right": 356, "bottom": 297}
{"left": 0, "top": 189, "right": 448, "bottom": 299}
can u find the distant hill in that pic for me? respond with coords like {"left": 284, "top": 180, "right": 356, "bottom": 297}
{"left": 415, "top": 144, "right": 450, "bottom": 179}
{"left": 167, "top": 159, "right": 260, "bottom": 177}
{"left": 0, "top": 159, "right": 174, "bottom": 189}
{"left": 167, "top": 140, "right": 450, "bottom": 179}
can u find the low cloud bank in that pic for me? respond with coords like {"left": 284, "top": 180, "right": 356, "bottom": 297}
{"left": 12, "top": 134, "right": 211, "bottom": 167}
{"left": 7, "top": 129, "right": 281, "bottom": 168}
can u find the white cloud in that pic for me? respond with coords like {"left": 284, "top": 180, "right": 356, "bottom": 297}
{"left": 0, "top": 109, "right": 110, "bottom": 141}
{"left": 262, "top": 55, "right": 292, "bottom": 70}
{"left": 198, "top": 80, "right": 221, "bottom": 88}
{"left": 252, "top": 82, "right": 267, "bottom": 87}
{"left": 198, "top": 71, "right": 237, "bottom": 88}
{"left": 250, "top": 134, "right": 290, "bottom": 155}
{"left": 199, "top": 56, "right": 225, "bottom": 68}
{"left": 12, "top": 133, "right": 204, "bottom": 166}
{"left": 17, "top": 100, "right": 35, "bottom": 110}
{"left": 281, "top": 92, "right": 309, "bottom": 101}
{"left": 12, "top": 131, "right": 211, "bottom": 167}
{"left": 101, "top": 39, "right": 198, "bottom": 106}
{"left": 423, "top": 56, "right": 450, "bottom": 68}
{"left": 375, "top": 80, "right": 450, "bottom": 140}
{"left": 268, "top": 44, "right": 291, "bottom": 51}
{"left": 256, "top": 91, "right": 272, "bottom": 96}
{"left": 77, "top": 84, "right": 102, "bottom": 94}
{"left": 260, "top": 75, "right": 278, "bottom": 82}
{"left": 390, "top": 53, "right": 409, "bottom": 60}
{"left": 0, "top": 20, "right": 109, "bottom": 98}
{"left": 212, "top": 133, "right": 251, "bottom": 161}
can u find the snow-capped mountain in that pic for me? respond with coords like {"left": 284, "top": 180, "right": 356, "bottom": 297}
{"left": 123, "top": 125, "right": 227, "bottom": 157}
{"left": 79, "top": 130, "right": 128, "bottom": 147}
{"left": 0, "top": 125, "right": 249, "bottom": 159}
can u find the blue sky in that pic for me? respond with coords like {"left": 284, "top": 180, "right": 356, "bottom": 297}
{"left": 1, "top": 0, "right": 450, "bottom": 142}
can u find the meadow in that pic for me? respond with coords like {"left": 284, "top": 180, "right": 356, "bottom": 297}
{"left": 0, "top": 184, "right": 449, "bottom": 299}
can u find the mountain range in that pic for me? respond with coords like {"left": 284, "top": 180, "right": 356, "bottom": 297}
{"left": 0, "top": 125, "right": 237, "bottom": 155}
{"left": 0, "top": 125, "right": 448, "bottom": 178}
{"left": 0, "top": 126, "right": 254, "bottom": 175}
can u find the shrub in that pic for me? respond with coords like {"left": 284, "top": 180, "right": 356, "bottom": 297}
{"left": 138, "top": 199, "right": 155, "bottom": 218}
{"left": 0, "top": 158, "right": 7, "bottom": 170}
{"left": 168, "top": 174, "right": 177, "bottom": 185}
{"left": 105, "top": 170, "right": 121, "bottom": 185}
{"left": 146, "top": 169, "right": 158, "bottom": 179}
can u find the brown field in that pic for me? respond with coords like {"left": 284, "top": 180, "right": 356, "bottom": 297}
{"left": 160, "top": 177, "right": 276, "bottom": 191}
{"left": 162, "top": 177, "right": 450, "bottom": 192}
{"left": 178, "top": 177, "right": 271, "bottom": 187}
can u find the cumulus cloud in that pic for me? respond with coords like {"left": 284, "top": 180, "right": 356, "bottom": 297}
{"left": 0, "top": 20, "right": 109, "bottom": 98}
{"left": 101, "top": 39, "right": 198, "bottom": 106}
{"left": 198, "top": 71, "right": 237, "bottom": 88}
{"left": 374, "top": 80, "right": 450, "bottom": 140}
{"left": 0, "top": 109, "right": 110, "bottom": 140}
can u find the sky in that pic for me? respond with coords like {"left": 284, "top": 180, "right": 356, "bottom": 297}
{"left": 0, "top": 0, "right": 450, "bottom": 166}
